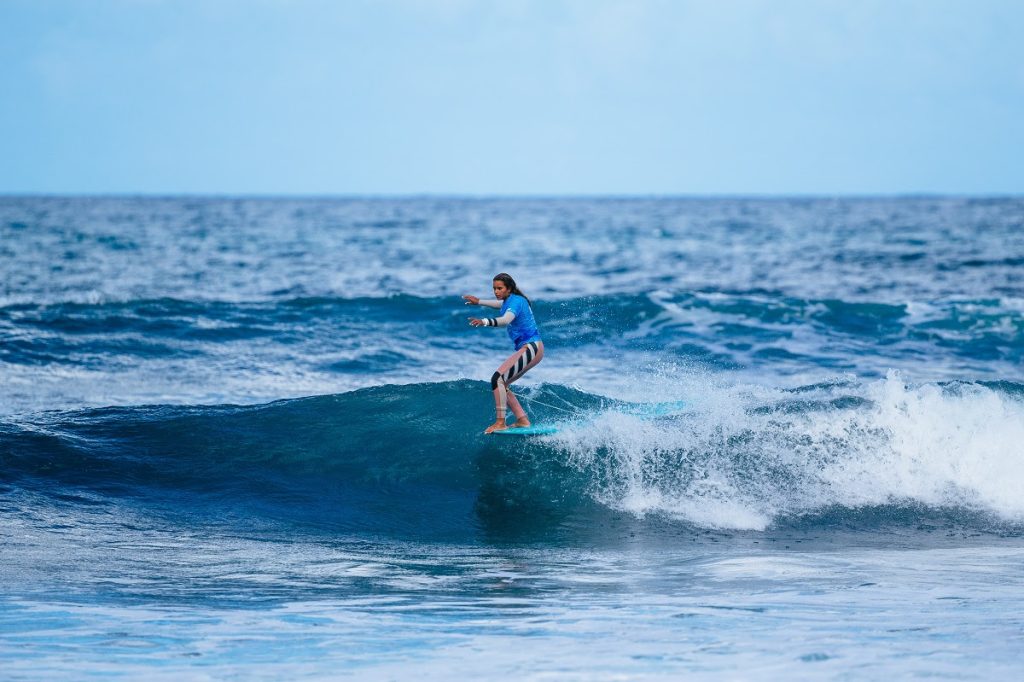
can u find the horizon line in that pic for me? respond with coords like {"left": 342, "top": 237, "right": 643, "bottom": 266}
{"left": 2, "top": 191, "right": 1022, "bottom": 201}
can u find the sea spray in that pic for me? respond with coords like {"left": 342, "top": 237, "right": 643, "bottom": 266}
{"left": 550, "top": 373, "right": 1024, "bottom": 530}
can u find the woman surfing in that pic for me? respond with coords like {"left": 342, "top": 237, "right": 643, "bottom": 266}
{"left": 463, "top": 273, "right": 544, "bottom": 434}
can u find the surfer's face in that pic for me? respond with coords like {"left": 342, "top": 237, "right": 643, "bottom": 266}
{"left": 493, "top": 280, "right": 511, "bottom": 299}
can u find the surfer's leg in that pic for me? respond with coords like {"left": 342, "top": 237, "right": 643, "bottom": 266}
{"left": 505, "top": 342, "right": 544, "bottom": 387}
{"left": 486, "top": 344, "right": 536, "bottom": 433}
{"left": 486, "top": 372, "right": 510, "bottom": 434}
{"left": 505, "top": 391, "right": 526, "bottom": 421}
{"left": 491, "top": 370, "right": 509, "bottom": 423}
{"left": 501, "top": 342, "right": 544, "bottom": 428}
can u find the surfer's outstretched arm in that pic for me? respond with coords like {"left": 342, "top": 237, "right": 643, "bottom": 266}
{"left": 462, "top": 295, "right": 501, "bottom": 309}
{"left": 469, "top": 311, "right": 515, "bottom": 328}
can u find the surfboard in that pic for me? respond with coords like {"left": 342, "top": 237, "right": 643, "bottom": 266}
{"left": 490, "top": 424, "right": 559, "bottom": 436}
{"left": 488, "top": 400, "right": 686, "bottom": 436}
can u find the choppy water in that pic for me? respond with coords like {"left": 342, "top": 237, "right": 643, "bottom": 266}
{"left": 2, "top": 196, "right": 1023, "bottom": 679}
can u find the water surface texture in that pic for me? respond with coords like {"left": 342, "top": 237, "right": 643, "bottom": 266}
{"left": 2, "top": 197, "right": 1023, "bottom": 679}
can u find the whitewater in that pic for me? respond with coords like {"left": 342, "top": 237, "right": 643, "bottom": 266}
{"left": 2, "top": 196, "right": 1023, "bottom": 679}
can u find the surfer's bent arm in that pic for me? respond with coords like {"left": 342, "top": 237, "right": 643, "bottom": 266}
{"left": 472, "top": 311, "right": 516, "bottom": 327}
{"left": 477, "top": 299, "right": 502, "bottom": 309}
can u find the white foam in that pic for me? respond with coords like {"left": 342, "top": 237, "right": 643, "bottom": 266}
{"left": 550, "top": 371, "right": 1024, "bottom": 530}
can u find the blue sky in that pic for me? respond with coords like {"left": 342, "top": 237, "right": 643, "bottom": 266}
{"left": 1, "top": 0, "right": 1022, "bottom": 195}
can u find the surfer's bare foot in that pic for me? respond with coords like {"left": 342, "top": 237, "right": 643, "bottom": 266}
{"left": 484, "top": 420, "right": 508, "bottom": 434}
{"left": 510, "top": 417, "right": 531, "bottom": 429}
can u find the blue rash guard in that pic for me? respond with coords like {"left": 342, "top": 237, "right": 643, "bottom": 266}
{"left": 501, "top": 294, "right": 541, "bottom": 350}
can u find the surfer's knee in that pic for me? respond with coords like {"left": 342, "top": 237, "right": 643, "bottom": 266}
{"left": 491, "top": 371, "right": 503, "bottom": 391}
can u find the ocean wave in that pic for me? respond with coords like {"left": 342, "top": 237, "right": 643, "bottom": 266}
{"left": 3, "top": 289, "right": 1022, "bottom": 454}
{"left": 2, "top": 377, "right": 1022, "bottom": 539}
{"left": 3, "top": 292, "right": 1021, "bottom": 350}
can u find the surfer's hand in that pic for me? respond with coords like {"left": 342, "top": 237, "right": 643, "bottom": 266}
{"left": 468, "top": 317, "right": 483, "bottom": 327}
{"left": 463, "top": 295, "right": 480, "bottom": 305}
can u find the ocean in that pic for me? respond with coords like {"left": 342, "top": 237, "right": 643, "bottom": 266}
{"left": 1, "top": 196, "right": 1023, "bottom": 679}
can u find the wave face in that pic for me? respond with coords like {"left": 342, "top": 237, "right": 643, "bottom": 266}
{"left": 3, "top": 378, "right": 1022, "bottom": 540}
{"left": 0, "top": 381, "right": 603, "bottom": 542}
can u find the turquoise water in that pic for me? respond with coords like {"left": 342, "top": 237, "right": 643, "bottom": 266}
{"left": 1, "top": 196, "right": 1023, "bottom": 678}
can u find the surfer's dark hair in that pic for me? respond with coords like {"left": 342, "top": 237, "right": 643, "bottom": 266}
{"left": 493, "top": 272, "right": 531, "bottom": 307}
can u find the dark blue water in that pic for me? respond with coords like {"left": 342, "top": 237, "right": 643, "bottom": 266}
{"left": 2, "top": 197, "right": 1023, "bottom": 678}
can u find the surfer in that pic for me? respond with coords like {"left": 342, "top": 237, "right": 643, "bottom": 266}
{"left": 464, "top": 273, "right": 544, "bottom": 434}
